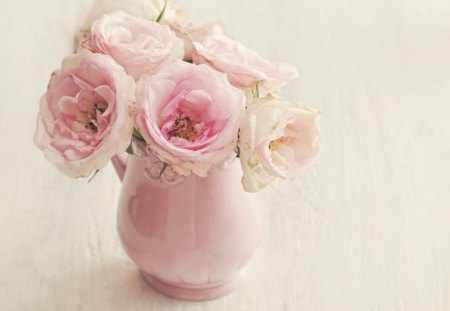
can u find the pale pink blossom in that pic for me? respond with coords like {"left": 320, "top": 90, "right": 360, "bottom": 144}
{"left": 79, "top": 0, "right": 189, "bottom": 43}
{"left": 34, "top": 50, "right": 135, "bottom": 178}
{"left": 87, "top": 12, "right": 184, "bottom": 79}
{"left": 135, "top": 61, "right": 245, "bottom": 176}
{"left": 81, "top": 0, "right": 166, "bottom": 29}
{"left": 192, "top": 32, "right": 298, "bottom": 96}
{"left": 172, "top": 21, "right": 226, "bottom": 61}
{"left": 239, "top": 96, "right": 320, "bottom": 192}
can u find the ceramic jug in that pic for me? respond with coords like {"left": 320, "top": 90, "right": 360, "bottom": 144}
{"left": 111, "top": 149, "right": 263, "bottom": 301}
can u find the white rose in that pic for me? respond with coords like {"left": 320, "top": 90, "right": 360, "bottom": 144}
{"left": 239, "top": 96, "right": 321, "bottom": 192}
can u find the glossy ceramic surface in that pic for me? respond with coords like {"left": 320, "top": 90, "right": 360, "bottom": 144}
{"left": 113, "top": 153, "right": 262, "bottom": 301}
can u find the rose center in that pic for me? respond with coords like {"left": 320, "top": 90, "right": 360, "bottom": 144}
{"left": 269, "top": 137, "right": 291, "bottom": 151}
{"left": 167, "top": 115, "right": 201, "bottom": 142}
{"left": 79, "top": 101, "right": 107, "bottom": 133}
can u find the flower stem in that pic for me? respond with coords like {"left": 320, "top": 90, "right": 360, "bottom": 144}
{"left": 156, "top": 0, "right": 168, "bottom": 23}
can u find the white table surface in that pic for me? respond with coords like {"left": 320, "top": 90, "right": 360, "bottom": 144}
{"left": 1, "top": 0, "right": 450, "bottom": 310}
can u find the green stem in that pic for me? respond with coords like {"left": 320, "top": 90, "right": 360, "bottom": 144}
{"left": 155, "top": 0, "right": 168, "bottom": 23}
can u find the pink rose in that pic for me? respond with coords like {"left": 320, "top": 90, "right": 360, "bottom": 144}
{"left": 135, "top": 61, "right": 245, "bottom": 177}
{"left": 192, "top": 32, "right": 298, "bottom": 96}
{"left": 170, "top": 21, "right": 226, "bottom": 61}
{"left": 34, "top": 50, "right": 135, "bottom": 178}
{"left": 88, "top": 12, "right": 184, "bottom": 79}
{"left": 239, "top": 96, "right": 320, "bottom": 192}
{"left": 79, "top": 0, "right": 191, "bottom": 37}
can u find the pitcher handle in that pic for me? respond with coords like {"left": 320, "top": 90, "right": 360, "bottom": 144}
{"left": 111, "top": 154, "right": 128, "bottom": 181}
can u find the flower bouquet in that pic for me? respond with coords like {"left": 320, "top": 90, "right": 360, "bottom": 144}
{"left": 34, "top": 0, "right": 320, "bottom": 191}
{"left": 34, "top": 0, "right": 321, "bottom": 300}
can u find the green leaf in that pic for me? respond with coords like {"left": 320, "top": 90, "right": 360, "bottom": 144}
{"left": 126, "top": 144, "right": 133, "bottom": 155}
{"left": 155, "top": 0, "right": 168, "bottom": 23}
{"left": 159, "top": 162, "right": 168, "bottom": 179}
{"left": 132, "top": 128, "right": 145, "bottom": 142}
{"left": 88, "top": 169, "right": 99, "bottom": 183}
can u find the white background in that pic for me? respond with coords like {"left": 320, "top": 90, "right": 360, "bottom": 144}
{"left": 1, "top": 0, "right": 450, "bottom": 310}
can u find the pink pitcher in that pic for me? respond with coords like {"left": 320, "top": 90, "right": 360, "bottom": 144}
{"left": 111, "top": 148, "right": 263, "bottom": 301}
